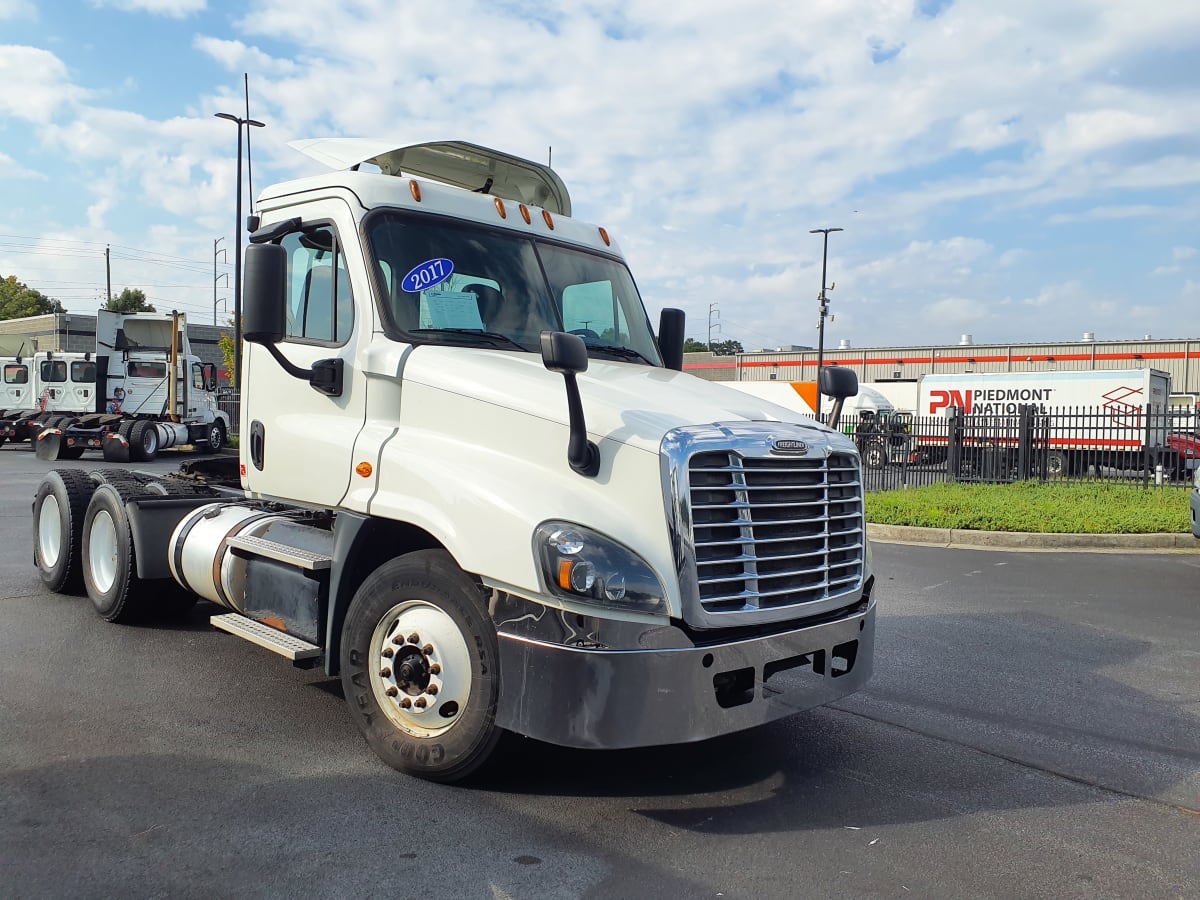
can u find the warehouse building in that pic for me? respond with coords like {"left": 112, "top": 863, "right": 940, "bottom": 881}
{"left": 684, "top": 332, "right": 1200, "bottom": 399}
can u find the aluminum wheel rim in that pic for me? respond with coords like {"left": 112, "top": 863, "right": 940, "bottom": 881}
{"left": 37, "top": 494, "right": 63, "bottom": 568}
{"left": 369, "top": 600, "right": 472, "bottom": 738}
{"left": 143, "top": 426, "right": 157, "bottom": 454}
{"left": 88, "top": 509, "right": 119, "bottom": 595}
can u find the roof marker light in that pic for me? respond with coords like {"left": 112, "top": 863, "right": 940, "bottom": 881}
{"left": 494, "top": 198, "right": 507, "bottom": 219}
{"left": 598, "top": 227, "right": 611, "bottom": 246}
{"left": 519, "top": 204, "right": 531, "bottom": 224}
{"left": 409, "top": 180, "right": 422, "bottom": 202}
{"left": 542, "top": 210, "right": 555, "bottom": 230}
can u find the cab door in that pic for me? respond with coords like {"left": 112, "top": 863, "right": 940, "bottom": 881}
{"left": 2, "top": 362, "right": 29, "bottom": 409}
{"left": 241, "top": 201, "right": 367, "bottom": 507}
{"left": 68, "top": 359, "right": 97, "bottom": 412}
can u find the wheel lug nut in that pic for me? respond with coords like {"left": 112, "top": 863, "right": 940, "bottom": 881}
{"left": 400, "top": 698, "right": 412, "bottom": 709}
{"left": 380, "top": 667, "right": 391, "bottom": 678}
{"left": 414, "top": 697, "right": 427, "bottom": 708}
{"left": 408, "top": 633, "right": 420, "bottom": 644}
{"left": 385, "top": 686, "right": 398, "bottom": 697}
{"left": 426, "top": 684, "right": 438, "bottom": 695}
{"left": 429, "top": 663, "right": 441, "bottom": 675}
{"left": 392, "top": 636, "right": 404, "bottom": 645}
{"left": 422, "top": 643, "right": 434, "bottom": 655}
{"left": 382, "top": 647, "right": 394, "bottom": 658}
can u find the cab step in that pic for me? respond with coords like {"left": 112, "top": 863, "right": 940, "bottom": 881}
{"left": 225, "top": 534, "right": 333, "bottom": 571}
{"left": 210, "top": 612, "right": 322, "bottom": 665}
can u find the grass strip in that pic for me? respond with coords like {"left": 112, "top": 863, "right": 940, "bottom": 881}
{"left": 864, "top": 481, "right": 1191, "bottom": 534}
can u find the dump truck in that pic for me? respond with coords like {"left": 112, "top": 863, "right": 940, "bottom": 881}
{"left": 32, "top": 138, "right": 875, "bottom": 782}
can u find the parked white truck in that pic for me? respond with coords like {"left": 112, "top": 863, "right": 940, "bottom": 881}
{"left": 911, "top": 368, "right": 1183, "bottom": 476}
{"left": 31, "top": 139, "right": 875, "bottom": 781}
{"left": 1, "top": 310, "right": 230, "bottom": 460}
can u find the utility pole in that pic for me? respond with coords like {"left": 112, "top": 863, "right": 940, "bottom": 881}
{"left": 105, "top": 244, "right": 111, "bottom": 306}
{"left": 707, "top": 302, "right": 720, "bottom": 352}
{"left": 809, "top": 227, "right": 843, "bottom": 419}
{"left": 213, "top": 237, "right": 228, "bottom": 325}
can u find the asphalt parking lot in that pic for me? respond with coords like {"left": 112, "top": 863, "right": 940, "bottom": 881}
{"left": 1, "top": 444, "right": 1197, "bottom": 899}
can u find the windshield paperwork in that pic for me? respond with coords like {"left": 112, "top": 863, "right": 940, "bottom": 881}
{"left": 366, "top": 211, "right": 663, "bottom": 366}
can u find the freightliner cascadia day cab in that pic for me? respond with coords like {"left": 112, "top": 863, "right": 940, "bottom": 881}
{"left": 32, "top": 140, "right": 875, "bottom": 782}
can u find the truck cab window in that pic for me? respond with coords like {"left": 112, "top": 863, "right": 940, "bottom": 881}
{"left": 4, "top": 364, "right": 28, "bottom": 385}
{"left": 40, "top": 360, "right": 67, "bottom": 382}
{"left": 282, "top": 227, "right": 353, "bottom": 344}
{"left": 192, "top": 363, "right": 205, "bottom": 390}
{"left": 128, "top": 361, "right": 167, "bottom": 378}
{"left": 70, "top": 361, "right": 96, "bottom": 383}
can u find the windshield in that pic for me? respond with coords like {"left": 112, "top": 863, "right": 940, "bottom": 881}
{"left": 365, "top": 211, "right": 663, "bottom": 365}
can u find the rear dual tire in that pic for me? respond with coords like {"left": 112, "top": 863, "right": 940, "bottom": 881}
{"left": 33, "top": 469, "right": 95, "bottom": 593}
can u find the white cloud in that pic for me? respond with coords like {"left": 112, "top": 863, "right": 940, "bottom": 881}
{"left": 0, "top": 45, "right": 88, "bottom": 122}
{"left": 0, "top": 0, "right": 36, "bottom": 21}
{"left": 1173, "top": 246, "right": 1197, "bottom": 261}
{"left": 0, "top": 150, "right": 45, "bottom": 181}
{"left": 90, "top": 0, "right": 204, "bottom": 17}
{"left": 1151, "top": 266, "right": 1180, "bottom": 277}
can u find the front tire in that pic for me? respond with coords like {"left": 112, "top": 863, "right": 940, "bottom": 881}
{"left": 129, "top": 420, "right": 159, "bottom": 462}
{"left": 205, "top": 421, "right": 226, "bottom": 453}
{"left": 340, "top": 550, "right": 502, "bottom": 783}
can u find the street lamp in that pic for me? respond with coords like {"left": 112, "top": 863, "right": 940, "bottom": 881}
{"left": 809, "top": 226, "right": 843, "bottom": 419}
{"left": 214, "top": 111, "right": 265, "bottom": 385}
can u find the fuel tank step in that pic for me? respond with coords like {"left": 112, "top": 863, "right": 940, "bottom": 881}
{"left": 224, "top": 534, "right": 333, "bottom": 571}
{"left": 210, "top": 612, "right": 322, "bottom": 663}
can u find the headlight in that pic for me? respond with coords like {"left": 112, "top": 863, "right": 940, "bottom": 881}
{"left": 534, "top": 521, "right": 667, "bottom": 615}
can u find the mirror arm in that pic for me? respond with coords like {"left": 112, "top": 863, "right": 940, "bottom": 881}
{"left": 260, "top": 343, "right": 344, "bottom": 397}
{"left": 563, "top": 372, "right": 600, "bottom": 477}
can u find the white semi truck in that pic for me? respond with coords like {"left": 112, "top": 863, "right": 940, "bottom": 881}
{"left": 31, "top": 139, "right": 874, "bottom": 782}
{"left": 1, "top": 310, "right": 231, "bottom": 460}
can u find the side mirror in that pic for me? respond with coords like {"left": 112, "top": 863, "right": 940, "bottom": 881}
{"left": 657, "top": 308, "right": 685, "bottom": 371}
{"left": 818, "top": 366, "right": 859, "bottom": 431}
{"left": 201, "top": 363, "right": 218, "bottom": 392}
{"left": 243, "top": 243, "right": 287, "bottom": 345}
{"left": 540, "top": 331, "right": 599, "bottom": 477}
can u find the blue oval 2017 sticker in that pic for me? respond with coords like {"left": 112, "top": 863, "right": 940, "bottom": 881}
{"left": 401, "top": 258, "right": 454, "bottom": 293}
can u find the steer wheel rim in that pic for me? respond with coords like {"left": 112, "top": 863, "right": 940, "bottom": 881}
{"left": 369, "top": 600, "right": 472, "bottom": 738}
{"left": 38, "top": 494, "right": 63, "bottom": 568}
{"left": 88, "top": 509, "right": 119, "bottom": 595}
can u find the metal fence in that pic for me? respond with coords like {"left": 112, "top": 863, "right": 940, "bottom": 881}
{"left": 217, "top": 389, "right": 240, "bottom": 437}
{"left": 839, "top": 405, "right": 1199, "bottom": 493}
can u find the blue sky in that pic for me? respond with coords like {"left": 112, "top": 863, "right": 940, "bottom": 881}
{"left": 1, "top": 0, "right": 1198, "bottom": 349}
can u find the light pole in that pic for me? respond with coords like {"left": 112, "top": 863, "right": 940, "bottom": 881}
{"left": 213, "top": 237, "right": 228, "bottom": 326}
{"left": 809, "top": 227, "right": 843, "bottom": 419}
{"left": 214, "top": 111, "right": 265, "bottom": 385}
{"left": 707, "top": 302, "right": 720, "bottom": 352}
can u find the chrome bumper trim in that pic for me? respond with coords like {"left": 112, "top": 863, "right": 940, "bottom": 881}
{"left": 495, "top": 596, "right": 875, "bottom": 749}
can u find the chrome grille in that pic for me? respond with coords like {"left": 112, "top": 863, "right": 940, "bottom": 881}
{"left": 687, "top": 450, "right": 864, "bottom": 617}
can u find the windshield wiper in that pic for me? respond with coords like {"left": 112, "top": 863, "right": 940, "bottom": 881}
{"left": 587, "top": 344, "right": 655, "bottom": 365}
{"left": 413, "top": 328, "right": 527, "bottom": 350}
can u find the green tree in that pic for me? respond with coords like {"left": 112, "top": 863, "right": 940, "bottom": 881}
{"left": 710, "top": 339, "right": 744, "bottom": 355}
{"left": 104, "top": 288, "right": 155, "bottom": 313}
{"left": 683, "top": 338, "right": 709, "bottom": 352}
{"left": 0, "top": 275, "right": 64, "bottom": 320}
{"left": 218, "top": 316, "right": 237, "bottom": 387}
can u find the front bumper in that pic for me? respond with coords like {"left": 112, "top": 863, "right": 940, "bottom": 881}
{"left": 495, "top": 595, "right": 875, "bottom": 749}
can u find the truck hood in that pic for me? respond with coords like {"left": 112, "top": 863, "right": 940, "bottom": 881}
{"left": 402, "top": 347, "right": 839, "bottom": 454}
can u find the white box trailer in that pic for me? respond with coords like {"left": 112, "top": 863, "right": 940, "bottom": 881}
{"left": 913, "top": 369, "right": 1177, "bottom": 476}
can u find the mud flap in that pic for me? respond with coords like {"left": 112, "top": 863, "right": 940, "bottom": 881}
{"left": 102, "top": 432, "right": 131, "bottom": 463}
{"left": 34, "top": 429, "right": 64, "bottom": 461}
